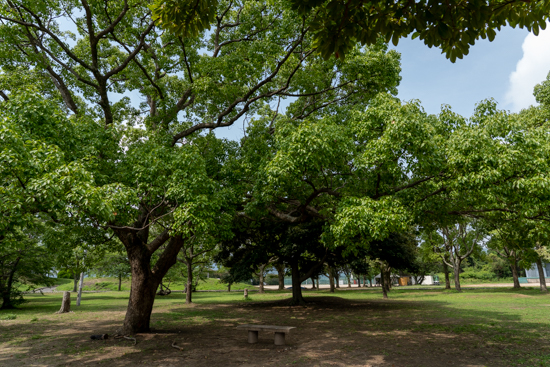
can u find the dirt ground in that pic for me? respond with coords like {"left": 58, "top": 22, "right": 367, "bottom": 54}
{"left": 2, "top": 294, "right": 548, "bottom": 367}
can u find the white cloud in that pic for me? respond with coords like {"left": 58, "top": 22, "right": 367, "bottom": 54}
{"left": 505, "top": 25, "right": 550, "bottom": 112}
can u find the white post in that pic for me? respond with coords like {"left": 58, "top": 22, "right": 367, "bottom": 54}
{"left": 76, "top": 272, "right": 84, "bottom": 306}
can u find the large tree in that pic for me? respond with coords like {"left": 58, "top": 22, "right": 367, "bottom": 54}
{"left": 0, "top": 0, "right": 401, "bottom": 333}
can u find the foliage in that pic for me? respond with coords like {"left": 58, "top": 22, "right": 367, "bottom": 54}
{"left": 150, "top": 0, "right": 550, "bottom": 62}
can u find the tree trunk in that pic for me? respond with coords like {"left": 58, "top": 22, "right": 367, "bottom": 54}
{"left": 227, "top": 283, "right": 232, "bottom": 292}
{"left": 0, "top": 257, "right": 20, "bottom": 310}
{"left": 535, "top": 257, "right": 548, "bottom": 293}
{"left": 258, "top": 264, "right": 265, "bottom": 294}
{"left": 328, "top": 268, "right": 335, "bottom": 293}
{"left": 186, "top": 258, "right": 193, "bottom": 304}
{"left": 123, "top": 271, "right": 159, "bottom": 334}
{"left": 118, "top": 274, "right": 122, "bottom": 291}
{"left": 380, "top": 269, "right": 388, "bottom": 299}
{"left": 363, "top": 276, "right": 367, "bottom": 287}
{"left": 72, "top": 272, "right": 78, "bottom": 292}
{"left": 117, "top": 231, "right": 183, "bottom": 335}
{"left": 453, "top": 260, "right": 462, "bottom": 292}
{"left": 310, "top": 276, "right": 316, "bottom": 290}
{"left": 443, "top": 260, "right": 451, "bottom": 289}
{"left": 346, "top": 275, "right": 351, "bottom": 288}
{"left": 57, "top": 291, "right": 71, "bottom": 313}
{"left": 76, "top": 272, "right": 84, "bottom": 306}
{"left": 510, "top": 259, "right": 521, "bottom": 289}
{"left": 276, "top": 264, "right": 285, "bottom": 290}
{"left": 290, "top": 261, "right": 305, "bottom": 305}
{"left": 357, "top": 276, "right": 361, "bottom": 287}
{"left": 335, "top": 273, "right": 340, "bottom": 288}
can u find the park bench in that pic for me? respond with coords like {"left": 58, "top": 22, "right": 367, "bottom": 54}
{"left": 237, "top": 324, "right": 296, "bottom": 345}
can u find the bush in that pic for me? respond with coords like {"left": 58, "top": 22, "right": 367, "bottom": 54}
{"left": 460, "top": 270, "right": 496, "bottom": 281}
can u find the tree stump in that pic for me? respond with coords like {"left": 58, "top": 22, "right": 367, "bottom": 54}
{"left": 244, "top": 288, "right": 248, "bottom": 299}
{"left": 57, "top": 291, "right": 71, "bottom": 313}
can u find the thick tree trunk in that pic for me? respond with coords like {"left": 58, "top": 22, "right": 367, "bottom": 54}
{"left": 443, "top": 260, "right": 451, "bottom": 289}
{"left": 335, "top": 273, "right": 340, "bottom": 288}
{"left": 186, "top": 259, "right": 193, "bottom": 304}
{"left": 510, "top": 259, "right": 521, "bottom": 289}
{"left": 118, "top": 274, "right": 122, "bottom": 291}
{"left": 57, "top": 291, "right": 71, "bottom": 313}
{"left": 72, "top": 272, "right": 78, "bottom": 292}
{"left": 290, "top": 261, "right": 305, "bottom": 305}
{"left": 117, "top": 229, "right": 183, "bottom": 335}
{"left": 535, "top": 257, "right": 548, "bottom": 293}
{"left": 453, "top": 260, "right": 462, "bottom": 292}
{"left": 357, "top": 276, "right": 361, "bottom": 287}
{"left": 328, "top": 268, "right": 335, "bottom": 293}
{"left": 346, "top": 275, "right": 351, "bottom": 288}
{"left": 276, "top": 264, "right": 285, "bottom": 290}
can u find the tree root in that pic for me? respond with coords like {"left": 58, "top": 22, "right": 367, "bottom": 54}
{"left": 113, "top": 334, "right": 137, "bottom": 345}
{"left": 172, "top": 341, "right": 184, "bottom": 351}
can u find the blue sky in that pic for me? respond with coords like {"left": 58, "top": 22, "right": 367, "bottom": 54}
{"left": 216, "top": 25, "right": 550, "bottom": 141}
{"left": 393, "top": 25, "right": 550, "bottom": 117}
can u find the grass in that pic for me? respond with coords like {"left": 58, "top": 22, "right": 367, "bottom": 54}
{"left": 1, "top": 285, "right": 549, "bottom": 366}
{"left": 54, "top": 276, "right": 253, "bottom": 292}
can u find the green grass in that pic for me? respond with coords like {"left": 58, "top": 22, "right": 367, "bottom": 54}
{"left": 2, "top": 286, "right": 549, "bottom": 366}
{"left": 54, "top": 276, "right": 253, "bottom": 292}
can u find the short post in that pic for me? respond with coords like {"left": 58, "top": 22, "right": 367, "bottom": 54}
{"left": 244, "top": 288, "right": 248, "bottom": 299}
{"left": 247, "top": 330, "right": 258, "bottom": 343}
{"left": 274, "top": 332, "right": 286, "bottom": 346}
{"left": 56, "top": 291, "right": 71, "bottom": 313}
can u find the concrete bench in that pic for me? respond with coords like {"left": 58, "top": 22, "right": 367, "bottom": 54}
{"left": 236, "top": 324, "right": 296, "bottom": 345}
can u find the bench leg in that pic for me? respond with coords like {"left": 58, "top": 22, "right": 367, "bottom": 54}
{"left": 248, "top": 330, "right": 258, "bottom": 344}
{"left": 274, "top": 332, "right": 285, "bottom": 346}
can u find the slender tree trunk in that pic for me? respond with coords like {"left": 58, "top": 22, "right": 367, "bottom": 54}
{"left": 0, "top": 257, "right": 20, "bottom": 310}
{"left": 363, "top": 276, "right": 367, "bottom": 287}
{"left": 118, "top": 274, "right": 122, "bottom": 291}
{"left": 258, "top": 264, "right": 266, "bottom": 294}
{"left": 335, "top": 273, "right": 340, "bottom": 288}
{"left": 346, "top": 274, "right": 351, "bottom": 288}
{"left": 72, "top": 272, "right": 78, "bottom": 292}
{"left": 328, "top": 268, "right": 335, "bottom": 293}
{"left": 227, "top": 283, "right": 231, "bottom": 292}
{"left": 453, "top": 259, "right": 462, "bottom": 292}
{"left": 290, "top": 261, "right": 305, "bottom": 305}
{"left": 186, "top": 258, "right": 193, "bottom": 304}
{"left": 510, "top": 259, "right": 521, "bottom": 289}
{"left": 380, "top": 268, "right": 388, "bottom": 299}
{"left": 535, "top": 257, "right": 548, "bottom": 293}
{"left": 357, "top": 276, "right": 361, "bottom": 287}
{"left": 76, "top": 272, "right": 84, "bottom": 306}
{"left": 276, "top": 264, "right": 285, "bottom": 290}
{"left": 310, "top": 276, "right": 316, "bottom": 290}
{"left": 443, "top": 260, "right": 451, "bottom": 289}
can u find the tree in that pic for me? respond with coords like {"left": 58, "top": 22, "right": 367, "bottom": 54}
{"left": 151, "top": 0, "right": 550, "bottom": 61}
{"left": 428, "top": 222, "right": 484, "bottom": 292}
{"left": 93, "top": 252, "right": 131, "bottom": 291}
{"left": 0, "top": 0, "right": 403, "bottom": 334}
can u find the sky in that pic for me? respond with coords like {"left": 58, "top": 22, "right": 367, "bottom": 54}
{"left": 215, "top": 25, "right": 550, "bottom": 141}
{"left": 393, "top": 25, "right": 550, "bottom": 118}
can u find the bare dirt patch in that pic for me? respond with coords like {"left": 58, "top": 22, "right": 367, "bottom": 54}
{"left": 0, "top": 295, "right": 548, "bottom": 367}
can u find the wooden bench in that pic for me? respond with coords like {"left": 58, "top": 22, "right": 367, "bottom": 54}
{"left": 236, "top": 324, "right": 296, "bottom": 345}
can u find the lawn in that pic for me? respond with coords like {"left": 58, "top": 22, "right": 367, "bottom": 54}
{"left": 1, "top": 286, "right": 549, "bottom": 366}
{"left": 54, "top": 277, "right": 252, "bottom": 292}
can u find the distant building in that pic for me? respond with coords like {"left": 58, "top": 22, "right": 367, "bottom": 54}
{"left": 525, "top": 262, "right": 550, "bottom": 283}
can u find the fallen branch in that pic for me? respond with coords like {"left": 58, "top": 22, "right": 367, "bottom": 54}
{"left": 172, "top": 340, "right": 184, "bottom": 351}
{"left": 124, "top": 336, "right": 137, "bottom": 345}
